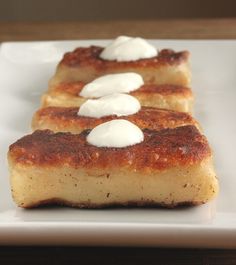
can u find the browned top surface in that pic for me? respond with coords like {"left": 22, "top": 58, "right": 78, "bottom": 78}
{"left": 9, "top": 126, "right": 210, "bottom": 170}
{"left": 53, "top": 81, "right": 192, "bottom": 97}
{"left": 34, "top": 106, "right": 198, "bottom": 131}
{"left": 60, "top": 46, "right": 189, "bottom": 68}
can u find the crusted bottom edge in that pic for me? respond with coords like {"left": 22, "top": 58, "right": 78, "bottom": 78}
{"left": 19, "top": 198, "right": 205, "bottom": 209}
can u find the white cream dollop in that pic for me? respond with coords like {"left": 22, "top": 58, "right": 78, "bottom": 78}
{"left": 100, "top": 36, "right": 157, "bottom": 62}
{"left": 79, "top": 72, "right": 144, "bottom": 98}
{"left": 87, "top": 119, "right": 144, "bottom": 148}
{"left": 78, "top": 93, "right": 140, "bottom": 118}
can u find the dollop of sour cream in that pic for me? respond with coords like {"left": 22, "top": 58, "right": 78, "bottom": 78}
{"left": 100, "top": 36, "right": 157, "bottom": 62}
{"left": 78, "top": 93, "right": 141, "bottom": 118}
{"left": 87, "top": 119, "right": 144, "bottom": 148}
{"left": 79, "top": 72, "right": 144, "bottom": 98}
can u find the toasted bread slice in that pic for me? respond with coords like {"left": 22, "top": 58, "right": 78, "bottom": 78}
{"left": 32, "top": 106, "right": 201, "bottom": 134}
{"left": 42, "top": 82, "right": 193, "bottom": 113}
{"left": 8, "top": 126, "right": 218, "bottom": 208}
{"left": 49, "top": 47, "right": 191, "bottom": 87}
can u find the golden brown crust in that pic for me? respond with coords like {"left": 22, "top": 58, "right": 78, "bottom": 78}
{"left": 22, "top": 197, "right": 201, "bottom": 209}
{"left": 32, "top": 106, "right": 200, "bottom": 132}
{"left": 43, "top": 81, "right": 194, "bottom": 112}
{"left": 60, "top": 46, "right": 189, "bottom": 69}
{"left": 52, "top": 81, "right": 192, "bottom": 98}
{"left": 9, "top": 126, "right": 211, "bottom": 170}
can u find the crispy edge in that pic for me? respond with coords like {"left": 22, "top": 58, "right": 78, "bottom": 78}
{"left": 9, "top": 126, "right": 211, "bottom": 171}
{"left": 32, "top": 106, "right": 200, "bottom": 133}
{"left": 60, "top": 46, "right": 190, "bottom": 69}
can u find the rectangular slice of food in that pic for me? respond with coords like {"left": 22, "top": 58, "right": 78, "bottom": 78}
{"left": 8, "top": 126, "right": 218, "bottom": 208}
{"left": 42, "top": 82, "right": 193, "bottom": 113}
{"left": 32, "top": 106, "right": 201, "bottom": 134}
{"left": 49, "top": 47, "right": 191, "bottom": 88}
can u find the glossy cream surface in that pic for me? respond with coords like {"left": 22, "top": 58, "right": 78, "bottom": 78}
{"left": 100, "top": 36, "right": 157, "bottom": 61}
{"left": 79, "top": 72, "right": 144, "bottom": 98}
{"left": 78, "top": 93, "right": 141, "bottom": 118}
{"left": 87, "top": 119, "right": 144, "bottom": 148}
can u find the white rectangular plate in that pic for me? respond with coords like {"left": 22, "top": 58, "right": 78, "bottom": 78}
{"left": 0, "top": 40, "right": 235, "bottom": 248}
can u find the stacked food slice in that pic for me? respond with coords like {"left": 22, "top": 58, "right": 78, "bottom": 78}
{"left": 42, "top": 82, "right": 193, "bottom": 113}
{"left": 8, "top": 36, "right": 219, "bottom": 208}
{"left": 43, "top": 40, "right": 193, "bottom": 112}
